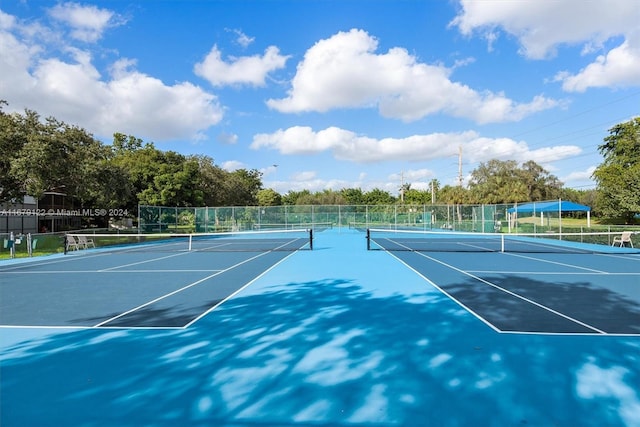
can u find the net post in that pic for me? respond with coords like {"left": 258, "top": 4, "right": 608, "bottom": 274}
{"left": 501, "top": 234, "right": 505, "bottom": 252}
{"left": 309, "top": 228, "right": 313, "bottom": 250}
{"left": 188, "top": 234, "right": 193, "bottom": 251}
{"left": 63, "top": 234, "right": 68, "bottom": 255}
{"left": 8, "top": 232, "right": 15, "bottom": 259}
{"left": 366, "top": 228, "right": 370, "bottom": 250}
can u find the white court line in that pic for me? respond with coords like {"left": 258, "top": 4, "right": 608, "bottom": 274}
{"left": 384, "top": 238, "right": 606, "bottom": 334}
{"left": 1, "top": 269, "right": 222, "bottom": 274}
{"left": 501, "top": 252, "right": 609, "bottom": 273}
{"left": 419, "top": 252, "right": 606, "bottom": 334}
{"left": 384, "top": 252, "right": 502, "bottom": 333}
{"left": 184, "top": 250, "right": 299, "bottom": 328}
{"left": 98, "top": 251, "right": 194, "bottom": 271}
{"left": 0, "top": 324, "right": 184, "bottom": 331}
{"left": 94, "top": 250, "right": 274, "bottom": 327}
{"left": 598, "top": 252, "right": 640, "bottom": 262}
{"left": 0, "top": 252, "right": 112, "bottom": 271}
{"left": 466, "top": 270, "right": 639, "bottom": 276}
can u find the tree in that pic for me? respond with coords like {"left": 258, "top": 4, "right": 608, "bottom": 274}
{"left": 403, "top": 188, "right": 430, "bottom": 204}
{"left": 340, "top": 188, "right": 366, "bottom": 205}
{"left": 139, "top": 158, "right": 204, "bottom": 207}
{"left": 593, "top": 117, "right": 640, "bottom": 223}
{"left": 10, "top": 114, "right": 108, "bottom": 203}
{"left": 257, "top": 189, "right": 282, "bottom": 206}
{"left": 111, "top": 140, "right": 165, "bottom": 210}
{"left": 468, "top": 159, "right": 560, "bottom": 203}
{"left": 0, "top": 103, "right": 28, "bottom": 203}
{"left": 399, "top": 183, "right": 411, "bottom": 203}
{"left": 519, "top": 160, "right": 562, "bottom": 201}
{"left": 222, "top": 169, "right": 262, "bottom": 206}
{"left": 313, "top": 189, "right": 346, "bottom": 205}
{"left": 364, "top": 188, "right": 395, "bottom": 205}
{"left": 112, "top": 132, "right": 143, "bottom": 152}
{"left": 282, "top": 190, "right": 312, "bottom": 205}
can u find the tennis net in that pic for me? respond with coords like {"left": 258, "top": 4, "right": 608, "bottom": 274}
{"left": 65, "top": 228, "right": 313, "bottom": 254}
{"left": 366, "top": 228, "right": 640, "bottom": 254}
{"left": 252, "top": 222, "right": 332, "bottom": 232}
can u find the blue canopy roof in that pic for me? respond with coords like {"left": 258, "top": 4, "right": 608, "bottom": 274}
{"left": 508, "top": 200, "right": 590, "bottom": 213}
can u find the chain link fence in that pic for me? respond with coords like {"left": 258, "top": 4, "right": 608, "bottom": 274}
{"left": 3, "top": 202, "right": 637, "bottom": 258}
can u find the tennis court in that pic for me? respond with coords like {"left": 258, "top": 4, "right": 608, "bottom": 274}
{"left": 1, "top": 228, "right": 639, "bottom": 426}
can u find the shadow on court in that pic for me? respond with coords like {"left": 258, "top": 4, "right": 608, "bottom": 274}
{"left": 2, "top": 278, "right": 639, "bottom": 426}
{"left": 442, "top": 275, "right": 640, "bottom": 334}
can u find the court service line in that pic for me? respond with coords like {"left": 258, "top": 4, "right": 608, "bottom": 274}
{"left": 184, "top": 250, "right": 299, "bottom": 328}
{"left": 384, "top": 238, "right": 606, "bottom": 334}
{"left": 93, "top": 250, "right": 274, "bottom": 327}
{"left": 385, "top": 252, "right": 502, "bottom": 333}
{"left": 0, "top": 251, "right": 115, "bottom": 271}
{"left": 0, "top": 269, "right": 222, "bottom": 274}
{"left": 413, "top": 251, "right": 607, "bottom": 334}
{"left": 98, "top": 251, "right": 193, "bottom": 271}
{"left": 598, "top": 252, "right": 640, "bottom": 262}
{"left": 465, "top": 270, "right": 638, "bottom": 276}
{"left": 502, "top": 252, "right": 609, "bottom": 273}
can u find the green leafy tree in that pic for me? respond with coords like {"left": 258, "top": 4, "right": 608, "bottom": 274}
{"left": 313, "top": 189, "right": 346, "bottom": 205}
{"left": 257, "top": 188, "right": 282, "bottom": 206}
{"left": 520, "top": 160, "right": 563, "bottom": 201}
{"left": 222, "top": 169, "right": 262, "bottom": 206}
{"left": 111, "top": 139, "right": 164, "bottom": 210}
{"left": 439, "top": 185, "right": 470, "bottom": 204}
{"left": 438, "top": 185, "right": 471, "bottom": 222}
{"left": 561, "top": 188, "right": 597, "bottom": 214}
{"left": 469, "top": 159, "right": 560, "bottom": 203}
{"left": 10, "top": 114, "right": 107, "bottom": 203}
{"left": 139, "top": 158, "right": 204, "bottom": 207}
{"left": 363, "top": 188, "right": 395, "bottom": 205}
{"left": 188, "top": 155, "right": 228, "bottom": 206}
{"left": 340, "top": 188, "right": 366, "bottom": 205}
{"left": 112, "top": 139, "right": 204, "bottom": 208}
{"left": 0, "top": 103, "right": 29, "bottom": 203}
{"left": 403, "top": 188, "right": 430, "bottom": 204}
{"left": 282, "top": 190, "right": 312, "bottom": 205}
{"left": 593, "top": 117, "right": 640, "bottom": 223}
{"left": 112, "top": 132, "right": 143, "bottom": 152}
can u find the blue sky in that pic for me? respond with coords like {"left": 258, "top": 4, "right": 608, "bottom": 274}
{"left": 1, "top": 1, "right": 639, "bottom": 196}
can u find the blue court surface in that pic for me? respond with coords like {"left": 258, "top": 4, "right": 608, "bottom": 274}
{"left": 1, "top": 229, "right": 639, "bottom": 426}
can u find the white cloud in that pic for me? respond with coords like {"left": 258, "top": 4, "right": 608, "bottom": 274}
{"left": 556, "top": 32, "right": 640, "bottom": 92}
{"left": 228, "top": 28, "right": 254, "bottom": 48}
{"left": 0, "top": 9, "right": 223, "bottom": 142}
{"left": 266, "top": 29, "right": 557, "bottom": 124}
{"left": 251, "top": 126, "right": 581, "bottom": 165}
{"left": 216, "top": 131, "right": 239, "bottom": 145}
{"left": 222, "top": 160, "right": 247, "bottom": 171}
{"left": 292, "top": 171, "right": 317, "bottom": 181}
{"left": 194, "top": 44, "right": 290, "bottom": 87}
{"left": 101, "top": 68, "right": 222, "bottom": 141}
{"left": 451, "top": 0, "right": 639, "bottom": 59}
{"left": 450, "top": 0, "right": 640, "bottom": 91}
{"left": 48, "top": 2, "right": 123, "bottom": 43}
{"left": 282, "top": 176, "right": 360, "bottom": 193}
{"left": 389, "top": 169, "right": 435, "bottom": 190}
{"left": 561, "top": 166, "right": 596, "bottom": 184}
{"left": 259, "top": 164, "right": 279, "bottom": 177}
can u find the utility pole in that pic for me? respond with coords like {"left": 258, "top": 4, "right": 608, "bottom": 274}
{"left": 431, "top": 180, "right": 435, "bottom": 204}
{"left": 458, "top": 145, "right": 463, "bottom": 187}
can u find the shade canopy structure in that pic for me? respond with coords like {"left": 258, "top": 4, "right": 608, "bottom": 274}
{"left": 507, "top": 199, "right": 591, "bottom": 230}
{"left": 507, "top": 200, "right": 591, "bottom": 214}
